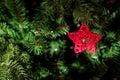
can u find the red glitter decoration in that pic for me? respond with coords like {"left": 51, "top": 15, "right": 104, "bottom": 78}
{"left": 68, "top": 23, "right": 102, "bottom": 54}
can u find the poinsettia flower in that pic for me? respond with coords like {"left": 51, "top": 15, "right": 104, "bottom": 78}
{"left": 68, "top": 23, "right": 102, "bottom": 54}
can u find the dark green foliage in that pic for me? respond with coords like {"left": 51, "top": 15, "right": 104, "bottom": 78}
{"left": 0, "top": 0, "right": 120, "bottom": 80}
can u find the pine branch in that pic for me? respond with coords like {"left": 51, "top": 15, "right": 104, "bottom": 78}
{"left": 33, "top": 0, "right": 69, "bottom": 39}
{"left": 4, "top": 0, "right": 26, "bottom": 23}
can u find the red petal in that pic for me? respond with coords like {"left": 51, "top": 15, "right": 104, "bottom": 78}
{"left": 74, "top": 44, "right": 85, "bottom": 53}
{"left": 79, "top": 23, "right": 90, "bottom": 32}
{"left": 86, "top": 44, "right": 96, "bottom": 53}
{"left": 93, "top": 33, "right": 102, "bottom": 43}
{"left": 68, "top": 32, "right": 81, "bottom": 44}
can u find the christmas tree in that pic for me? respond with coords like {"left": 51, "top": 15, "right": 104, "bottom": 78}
{"left": 0, "top": 0, "right": 120, "bottom": 80}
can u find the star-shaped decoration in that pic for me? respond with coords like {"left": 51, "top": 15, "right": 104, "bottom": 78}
{"left": 68, "top": 23, "right": 102, "bottom": 54}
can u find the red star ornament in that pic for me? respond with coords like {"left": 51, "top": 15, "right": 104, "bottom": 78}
{"left": 68, "top": 23, "right": 102, "bottom": 54}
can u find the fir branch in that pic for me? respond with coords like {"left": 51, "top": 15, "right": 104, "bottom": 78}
{"left": 33, "top": 0, "right": 69, "bottom": 39}
{"left": 4, "top": 0, "right": 26, "bottom": 23}
{"left": 13, "top": 0, "right": 23, "bottom": 24}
